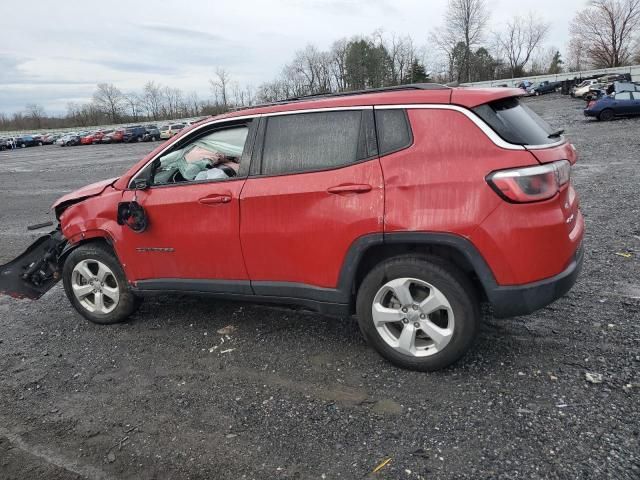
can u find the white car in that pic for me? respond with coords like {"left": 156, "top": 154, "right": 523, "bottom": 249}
{"left": 572, "top": 79, "right": 603, "bottom": 99}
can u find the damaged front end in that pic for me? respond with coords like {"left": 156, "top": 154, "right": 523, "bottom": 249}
{"left": 0, "top": 228, "right": 68, "bottom": 299}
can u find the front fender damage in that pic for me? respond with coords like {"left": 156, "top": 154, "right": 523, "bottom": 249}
{"left": 0, "top": 229, "right": 68, "bottom": 299}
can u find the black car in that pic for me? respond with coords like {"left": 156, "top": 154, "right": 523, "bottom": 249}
{"left": 529, "top": 81, "right": 561, "bottom": 96}
{"left": 0, "top": 137, "right": 8, "bottom": 150}
{"left": 15, "top": 135, "right": 40, "bottom": 148}
{"left": 122, "top": 126, "right": 146, "bottom": 143}
{"left": 142, "top": 125, "right": 160, "bottom": 142}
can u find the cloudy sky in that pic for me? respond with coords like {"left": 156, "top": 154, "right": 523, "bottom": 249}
{"left": 0, "top": 0, "right": 585, "bottom": 115}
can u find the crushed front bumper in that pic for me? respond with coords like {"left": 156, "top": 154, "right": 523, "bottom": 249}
{"left": 0, "top": 230, "right": 67, "bottom": 299}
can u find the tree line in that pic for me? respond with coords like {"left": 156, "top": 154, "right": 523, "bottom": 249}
{"left": 2, "top": 0, "right": 639, "bottom": 132}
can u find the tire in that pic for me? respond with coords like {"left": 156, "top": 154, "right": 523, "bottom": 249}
{"left": 598, "top": 109, "right": 614, "bottom": 121}
{"left": 38, "top": 141, "right": 43, "bottom": 146}
{"left": 62, "top": 244, "right": 141, "bottom": 325}
{"left": 356, "top": 255, "right": 480, "bottom": 371}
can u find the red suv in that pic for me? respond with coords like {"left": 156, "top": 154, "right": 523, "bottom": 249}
{"left": 0, "top": 84, "right": 584, "bottom": 371}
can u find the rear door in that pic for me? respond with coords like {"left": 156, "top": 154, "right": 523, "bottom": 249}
{"left": 613, "top": 91, "right": 634, "bottom": 114}
{"left": 239, "top": 108, "right": 383, "bottom": 297}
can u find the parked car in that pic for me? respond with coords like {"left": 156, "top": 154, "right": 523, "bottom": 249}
{"left": 81, "top": 131, "right": 101, "bottom": 145}
{"left": 101, "top": 129, "right": 125, "bottom": 144}
{"left": 159, "top": 124, "right": 185, "bottom": 139}
{"left": 572, "top": 79, "right": 603, "bottom": 98}
{"left": 0, "top": 84, "right": 584, "bottom": 372}
{"left": 14, "top": 135, "right": 39, "bottom": 148}
{"left": 122, "top": 126, "right": 147, "bottom": 143}
{"left": 515, "top": 81, "right": 533, "bottom": 91}
{"left": 142, "top": 125, "right": 160, "bottom": 142}
{"left": 584, "top": 91, "right": 640, "bottom": 121}
{"left": 58, "top": 133, "right": 83, "bottom": 147}
{"left": 0, "top": 137, "right": 8, "bottom": 150}
{"left": 529, "top": 80, "right": 562, "bottom": 96}
{"left": 42, "top": 134, "right": 61, "bottom": 145}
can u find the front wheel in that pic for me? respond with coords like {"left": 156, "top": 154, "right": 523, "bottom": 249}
{"left": 63, "top": 244, "right": 141, "bottom": 324}
{"left": 356, "top": 255, "right": 480, "bottom": 371}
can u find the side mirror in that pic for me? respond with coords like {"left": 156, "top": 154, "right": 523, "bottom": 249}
{"left": 132, "top": 178, "right": 149, "bottom": 190}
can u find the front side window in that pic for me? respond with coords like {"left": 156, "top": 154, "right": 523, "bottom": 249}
{"left": 261, "top": 110, "right": 370, "bottom": 176}
{"left": 151, "top": 125, "right": 249, "bottom": 185}
{"left": 473, "top": 97, "right": 558, "bottom": 146}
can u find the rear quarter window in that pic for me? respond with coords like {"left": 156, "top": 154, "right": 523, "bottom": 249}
{"left": 375, "top": 109, "right": 412, "bottom": 155}
{"left": 473, "top": 97, "right": 558, "bottom": 146}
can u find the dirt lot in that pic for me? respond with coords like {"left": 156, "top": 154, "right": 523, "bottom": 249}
{"left": 1, "top": 95, "right": 639, "bottom": 480}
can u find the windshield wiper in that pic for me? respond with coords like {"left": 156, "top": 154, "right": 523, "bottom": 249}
{"left": 548, "top": 129, "right": 565, "bottom": 139}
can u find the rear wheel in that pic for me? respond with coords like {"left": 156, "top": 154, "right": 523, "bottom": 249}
{"left": 598, "top": 109, "right": 614, "bottom": 121}
{"left": 63, "top": 244, "right": 141, "bottom": 324}
{"left": 356, "top": 255, "right": 480, "bottom": 371}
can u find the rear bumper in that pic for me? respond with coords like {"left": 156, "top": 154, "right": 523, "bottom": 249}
{"left": 488, "top": 243, "right": 583, "bottom": 318}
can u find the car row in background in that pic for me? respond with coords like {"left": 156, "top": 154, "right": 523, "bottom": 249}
{"left": 0, "top": 122, "right": 190, "bottom": 150}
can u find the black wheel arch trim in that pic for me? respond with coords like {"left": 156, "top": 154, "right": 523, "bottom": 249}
{"left": 125, "top": 232, "right": 581, "bottom": 319}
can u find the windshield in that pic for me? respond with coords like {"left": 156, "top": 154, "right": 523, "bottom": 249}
{"left": 473, "top": 97, "right": 559, "bottom": 146}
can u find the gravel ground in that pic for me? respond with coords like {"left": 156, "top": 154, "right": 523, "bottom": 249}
{"left": 0, "top": 95, "right": 638, "bottom": 480}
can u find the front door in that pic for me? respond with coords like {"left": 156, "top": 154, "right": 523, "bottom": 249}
{"left": 118, "top": 120, "right": 257, "bottom": 290}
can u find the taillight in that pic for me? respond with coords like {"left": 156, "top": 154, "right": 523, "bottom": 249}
{"left": 587, "top": 101, "right": 595, "bottom": 109}
{"left": 487, "top": 160, "right": 571, "bottom": 203}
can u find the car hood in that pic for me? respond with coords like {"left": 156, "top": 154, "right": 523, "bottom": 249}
{"left": 52, "top": 177, "right": 119, "bottom": 213}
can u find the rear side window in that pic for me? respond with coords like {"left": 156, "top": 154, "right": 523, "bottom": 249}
{"left": 261, "top": 110, "right": 368, "bottom": 175}
{"left": 615, "top": 92, "right": 632, "bottom": 100}
{"left": 375, "top": 109, "right": 412, "bottom": 155}
{"left": 473, "top": 97, "right": 558, "bottom": 146}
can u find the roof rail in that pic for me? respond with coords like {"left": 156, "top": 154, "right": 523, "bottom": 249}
{"left": 282, "top": 83, "right": 449, "bottom": 102}
{"left": 233, "top": 83, "right": 450, "bottom": 111}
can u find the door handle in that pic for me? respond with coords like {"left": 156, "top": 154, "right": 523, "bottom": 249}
{"left": 327, "top": 184, "right": 372, "bottom": 194}
{"left": 199, "top": 194, "right": 232, "bottom": 205}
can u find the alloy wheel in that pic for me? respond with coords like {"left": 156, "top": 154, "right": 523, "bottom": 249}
{"left": 372, "top": 278, "right": 455, "bottom": 357}
{"left": 71, "top": 259, "right": 120, "bottom": 314}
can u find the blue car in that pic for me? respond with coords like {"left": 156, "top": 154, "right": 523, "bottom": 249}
{"left": 584, "top": 91, "right": 640, "bottom": 121}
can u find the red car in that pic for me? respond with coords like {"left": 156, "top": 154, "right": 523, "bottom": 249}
{"left": 80, "top": 131, "right": 102, "bottom": 145}
{"left": 101, "top": 129, "right": 124, "bottom": 143}
{"left": 0, "top": 84, "right": 584, "bottom": 371}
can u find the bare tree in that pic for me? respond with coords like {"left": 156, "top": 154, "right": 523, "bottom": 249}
{"left": 124, "top": 93, "right": 142, "bottom": 121}
{"left": 430, "top": 27, "right": 459, "bottom": 82}
{"left": 25, "top": 104, "right": 45, "bottom": 129}
{"left": 142, "top": 81, "right": 163, "bottom": 120}
{"left": 496, "top": 13, "right": 550, "bottom": 78}
{"left": 570, "top": 0, "right": 640, "bottom": 68}
{"left": 566, "top": 36, "right": 588, "bottom": 71}
{"left": 210, "top": 68, "right": 231, "bottom": 108}
{"left": 442, "top": 0, "right": 489, "bottom": 82}
{"left": 93, "top": 83, "right": 124, "bottom": 123}
{"left": 330, "top": 38, "right": 350, "bottom": 91}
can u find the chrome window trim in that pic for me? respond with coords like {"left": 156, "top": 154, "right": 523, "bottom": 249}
{"left": 129, "top": 103, "right": 567, "bottom": 186}
{"left": 128, "top": 107, "right": 374, "bottom": 187}
{"left": 374, "top": 104, "right": 527, "bottom": 150}
{"left": 375, "top": 104, "right": 566, "bottom": 150}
